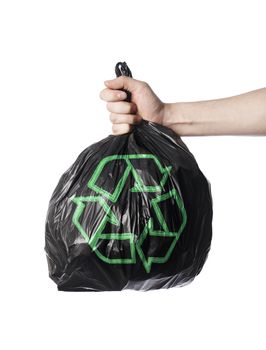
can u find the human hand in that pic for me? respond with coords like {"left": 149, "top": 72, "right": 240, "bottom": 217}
{"left": 100, "top": 76, "right": 166, "bottom": 135}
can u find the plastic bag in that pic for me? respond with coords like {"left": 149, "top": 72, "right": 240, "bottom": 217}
{"left": 45, "top": 63, "right": 213, "bottom": 291}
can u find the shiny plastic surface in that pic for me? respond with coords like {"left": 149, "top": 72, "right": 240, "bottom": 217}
{"left": 45, "top": 120, "right": 213, "bottom": 291}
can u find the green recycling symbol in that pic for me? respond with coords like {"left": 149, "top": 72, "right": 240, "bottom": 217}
{"left": 71, "top": 154, "right": 187, "bottom": 273}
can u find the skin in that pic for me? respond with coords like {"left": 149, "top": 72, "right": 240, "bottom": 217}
{"left": 100, "top": 76, "right": 266, "bottom": 136}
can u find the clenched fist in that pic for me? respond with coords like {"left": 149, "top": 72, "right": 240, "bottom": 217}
{"left": 100, "top": 76, "right": 166, "bottom": 135}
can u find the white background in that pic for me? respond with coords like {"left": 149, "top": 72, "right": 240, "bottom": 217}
{"left": 1, "top": 1, "right": 266, "bottom": 349}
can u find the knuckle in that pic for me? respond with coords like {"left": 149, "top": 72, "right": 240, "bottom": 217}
{"left": 138, "top": 81, "right": 150, "bottom": 93}
{"left": 112, "top": 124, "right": 119, "bottom": 134}
{"left": 125, "top": 124, "right": 132, "bottom": 133}
{"left": 120, "top": 75, "right": 128, "bottom": 82}
{"left": 109, "top": 113, "right": 117, "bottom": 123}
{"left": 99, "top": 89, "right": 105, "bottom": 100}
{"left": 140, "top": 80, "right": 148, "bottom": 88}
{"left": 112, "top": 123, "right": 131, "bottom": 135}
{"left": 106, "top": 102, "right": 112, "bottom": 112}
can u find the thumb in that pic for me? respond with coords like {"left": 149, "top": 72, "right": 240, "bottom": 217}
{"left": 104, "top": 76, "right": 142, "bottom": 92}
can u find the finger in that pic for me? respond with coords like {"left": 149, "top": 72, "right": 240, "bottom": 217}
{"left": 106, "top": 101, "right": 137, "bottom": 114}
{"left": 112, "top": 123, "right": 132, "bottom": 135}
{"left": 110, "top": 113, "right": 142, "bottom": 125}
{"left": 99, "top": 88, "right": 127, "bottom": 102}
{"left": 104, "top": 76, "right": 144, "bottom": 92}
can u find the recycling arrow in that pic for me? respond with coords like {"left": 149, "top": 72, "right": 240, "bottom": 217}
{"left": 135, "top": 189, "right": 187, "bottom": 273}
{"left": 71, "top": 154, "right": 187, "bottom": 273}
{"left": 72, "top": 196, "right": 136, "bottom": 264}
{"left": 87, "top": 154, "right": 172, "bottom": 202}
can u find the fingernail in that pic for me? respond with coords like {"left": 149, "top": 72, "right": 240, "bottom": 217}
{"left": 104, "top": 80, "right": 111, "bottom": 86}
{"left": 118, "top": 92, "right": 127, "bottom": 99}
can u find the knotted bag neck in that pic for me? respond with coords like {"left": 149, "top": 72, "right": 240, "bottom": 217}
{"left": 115, "top": 61, "right": 132, "bottom": 103}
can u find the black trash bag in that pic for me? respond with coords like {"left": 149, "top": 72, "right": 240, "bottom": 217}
{"left": 45, "top": 62, "right": 213, "bottom": 291}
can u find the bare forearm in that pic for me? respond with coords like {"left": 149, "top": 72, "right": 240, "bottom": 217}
{"left": 163, "top": 88, "right": 266, "bottom": 136}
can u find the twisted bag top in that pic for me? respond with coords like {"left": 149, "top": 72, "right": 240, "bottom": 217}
{"left": 45, "top": 62, "right": 213, "bottom": 291}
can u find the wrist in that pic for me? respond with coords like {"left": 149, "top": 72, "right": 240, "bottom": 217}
{"left": 162, "top": 102, "right": 187, "bottom": 127}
